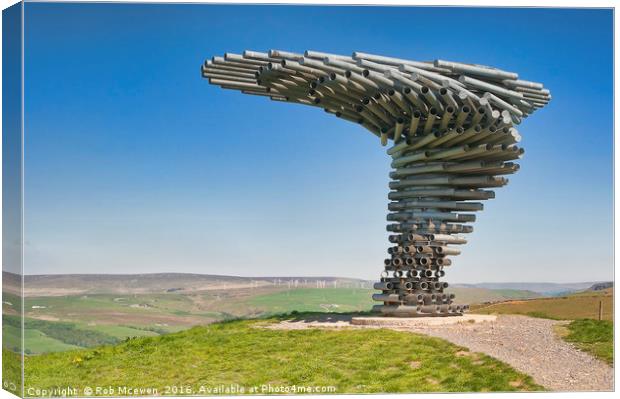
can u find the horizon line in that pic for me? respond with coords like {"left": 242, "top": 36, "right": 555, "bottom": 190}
{"left": 2, "top": 271, "right": 612, "bottom": 286}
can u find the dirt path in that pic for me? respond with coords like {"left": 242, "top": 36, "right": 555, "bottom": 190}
{"left": 396, "top": 315, "right": 613, "bottom": 391}
{"left": 268, "top": 314, "right": 613, "bottom": 391}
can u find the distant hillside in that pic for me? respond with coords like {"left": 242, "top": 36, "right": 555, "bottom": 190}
{"left": 568, "top": 287, "right": 613, "bottom": 297}
{"left": 4, "top": 272, "right": 598, "bottom": 299}
{"left": 449, "top": 287, "right": 541, "bottom": 304}
{"left": 3, "top": 272, "right": 371, "bottom": 296}
{"left": 458, "top": 282, "right": 606, "bottom": 296}
{"left": 587, "top": 282, "right": 613, "bottom": 291}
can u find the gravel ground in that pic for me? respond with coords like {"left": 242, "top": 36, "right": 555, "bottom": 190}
{"left": 395, "top": 315, "right": 613, "bottom": 392}
{"left": 267, "top": 314, "right": 613, "bottom": 391}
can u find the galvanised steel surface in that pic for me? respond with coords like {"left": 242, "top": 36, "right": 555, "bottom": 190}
{"left": 202, "top": 50, "right": 550, "bottom": 317}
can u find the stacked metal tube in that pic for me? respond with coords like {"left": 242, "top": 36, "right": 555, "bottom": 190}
{"left": 202, "top": 50, "right": 550, "bottom": 317}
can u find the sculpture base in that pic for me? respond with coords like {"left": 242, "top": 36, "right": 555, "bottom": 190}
{"left": 352, "top": 314, "right": 496, "bottom": 327}
{"left": 372, "top": 303, "right": 470, "bottom": 317}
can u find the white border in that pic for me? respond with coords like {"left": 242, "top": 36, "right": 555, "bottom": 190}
{"left": 0, "top": 2, "right": 616, "bottom": 399}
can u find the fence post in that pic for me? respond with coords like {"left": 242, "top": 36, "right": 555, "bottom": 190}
{"left": 598, "top": 300, "right": 603, "bottom": 321}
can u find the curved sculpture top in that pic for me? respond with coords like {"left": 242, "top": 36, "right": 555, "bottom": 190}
{"left": 201, "top": 50, "right": 549, "bottom": 145}
{"left": 201, "top": 50, "right": 550, "bottom": 317}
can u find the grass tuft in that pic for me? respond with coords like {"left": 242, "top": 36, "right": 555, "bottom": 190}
{"left": 562, "top": 319, "right": 613, "bottom": 365}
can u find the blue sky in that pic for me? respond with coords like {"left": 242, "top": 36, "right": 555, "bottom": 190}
{"left": 22, "top": 4, "right": 613, "bottom": 283}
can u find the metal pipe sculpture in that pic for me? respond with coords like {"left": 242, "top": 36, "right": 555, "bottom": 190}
{"left": 202, "top": 50, "right": 550, "bottom": 317}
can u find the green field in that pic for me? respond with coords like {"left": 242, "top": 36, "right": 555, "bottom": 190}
{"left": 24, "top": 293, "right": 206, "bottom": 324}
{"left": 77, "top": 324, "right": 160, "bottom": 340}
{"left": 472, "top": 292, "right": 613, "bottom": 321}
{"left": 246, "top": 288, "right": 374, "bottom": 314}
{"left": 3, "top": 316, "right": 114, "bottom": 354}
{"left": 3, "top": 325, "right": 80, "bottom": 354}
{"left": 2, "top": 315, "right": 163, "bottom": 354}
{"left": 16, "top": 316, "right": 542, "bottom": 395}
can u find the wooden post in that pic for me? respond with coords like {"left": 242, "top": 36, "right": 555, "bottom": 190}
{"left": 598, "top": 300, "right": 603, "bottom": 321}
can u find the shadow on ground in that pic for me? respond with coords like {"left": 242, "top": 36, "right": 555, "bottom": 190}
{"left": 273, "top": 310, "right": 376, "bottom": 324}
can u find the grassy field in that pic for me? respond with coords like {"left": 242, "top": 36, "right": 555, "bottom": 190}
{"left": 24, "top": 292, "right": 217, "bottom": 325}
{"left": 246, "top": 288, "right": 374, "bottom": 314}
{"left": 557, "top": 319, "right": 613, "bottom": 366}
{"left": 3, "top": 324, "right": 81, "bottom": 354}
{"left": 78, "top": 324, "right": 160, "bottom": 339}
{"left": 471, "top": 291, "right": 613, "bottom": 321}
{"left": 15, "top": 316, "right": 542, "bottom": 395}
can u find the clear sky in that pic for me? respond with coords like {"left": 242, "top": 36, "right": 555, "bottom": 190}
{"left": 22, "top": 4, "right": 613, "bottom": 283}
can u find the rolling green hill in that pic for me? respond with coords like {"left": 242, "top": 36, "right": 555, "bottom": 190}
{"left": 9, "top": 316, "right": 542, "bottom": 395}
